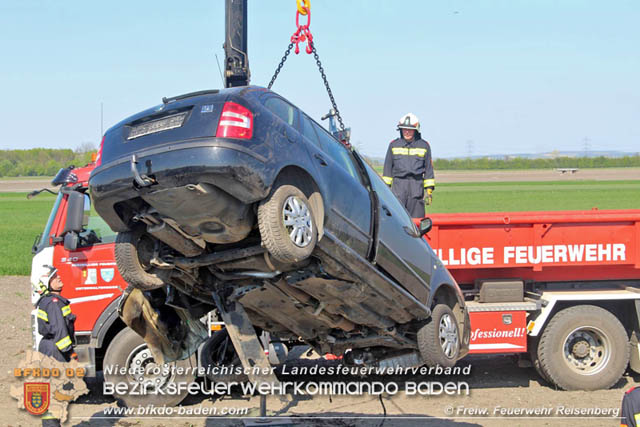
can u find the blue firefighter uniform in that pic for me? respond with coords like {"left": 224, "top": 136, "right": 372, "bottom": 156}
{"left": 36, "top": 293, "right": 76, "bottom": 362}
{"left": 382, "top": 137, "right": 435, "bottom": 218}
{"left": 622, "top": 386, "right": 640, "bottom": 427}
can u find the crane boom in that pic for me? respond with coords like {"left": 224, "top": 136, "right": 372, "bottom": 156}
{"left": 224, "top": 0, "right": 250, "bottom": 88}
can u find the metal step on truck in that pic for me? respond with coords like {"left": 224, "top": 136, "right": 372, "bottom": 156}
{"left": 419, "top": 210, "right": 640, "bottom": 390}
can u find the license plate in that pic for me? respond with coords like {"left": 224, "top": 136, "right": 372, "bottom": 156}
{"left": 127, "top": 112, "right": 187, "bottom": 140}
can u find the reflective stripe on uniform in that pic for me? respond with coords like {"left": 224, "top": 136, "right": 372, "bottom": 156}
{"left": 382, "top": 176, "right": 393, "bottom": 185}
{"left": 409, "top": 148, "right": 427, "bottom": 157}
{"left": 391, "top": 147, "right": 409, "bottom": 155}
{"left": 391, "top": 147, "right": 427, "bottom": 157}
{"left": 37, "top": 309, "right": 48, "bottom": 322}
{"left": 61, "top": 305, "right": 71, "bottom": 317}
{"left": 424, "top": 179, "right": 436, "bottom": 188}
{"left": 55, "top": 335, "right": 72, "bottom": 350}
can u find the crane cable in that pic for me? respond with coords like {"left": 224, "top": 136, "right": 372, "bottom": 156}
{"left": 268, "top": 0, "right": 347, "bottom": 135}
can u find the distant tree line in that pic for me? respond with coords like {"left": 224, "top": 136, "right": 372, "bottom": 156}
{"left": 367, "top": 154, "right": 640, "bottom": 172}
{"left": 1, "top": 149, "right": 640, "bottom": 177}
{"left": 0, "top": 148, "right": 95, "bottom": 177}
{"left": 432, "top": 155, "right": 640, "bottom": 170}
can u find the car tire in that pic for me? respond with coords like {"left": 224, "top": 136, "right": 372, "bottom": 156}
{"left": 536, "top": 305, "right": 629, "bottom": 390}
{"left": 200, "top": 329, "right": 248, "bottom": 383}
{"left": 103, "top": 327, "right": 196, "bottom": 407}
{"left": 115, "top": 228, "right": 169, "bottom": 290}
{"left": 418, "top": 304, "right": 461, "bottom": 368}
{"left": 258, "top": 183, "right": 317, "bottom": 263}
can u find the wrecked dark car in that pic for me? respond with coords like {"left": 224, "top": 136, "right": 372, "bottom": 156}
{"left": 89, "top": 85, "right": 470, "bottom": 372}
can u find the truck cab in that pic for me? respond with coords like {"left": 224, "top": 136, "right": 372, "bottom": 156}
{"left": 30, "top": 160, "right": 198, "bottom": 406}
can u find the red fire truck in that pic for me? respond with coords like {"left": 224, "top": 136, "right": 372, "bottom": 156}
{"left": 30, "top": 159, "right": 640, "bottom": 394}
{"left": 421, "top": 210, "right": 640, "bottom": 390}
{"left": 29, "top": 159, "right": 209, "bottom": 406}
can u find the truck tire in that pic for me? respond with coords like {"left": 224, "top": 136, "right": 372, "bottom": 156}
{"left": 528, "top": 336, "right": 551, "bottom": 383}
{"left": 537, "top": 305, "right": 629, "bottom": 390}
{"left": 103, "top": 327, "right": 196, "bottom": 407}
{"left": 418, "top": 304, "right": 461, "bottom": 368}
{"left": 115, "top": 228, "right": 169, "bottom": 290}
{"left": 258, "top": 184, "right": 317, "bottom": 263}
{"left": 200, "top": 329, "right": 248, "bottom": 383}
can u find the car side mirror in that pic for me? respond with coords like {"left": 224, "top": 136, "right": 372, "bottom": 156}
{"left": 63, "top": 191, "right": 85, "bottom": 234}
{"left": 419, "top": 217, "right": 432, "bottom": 236}
{"left": 64, "top": 232, "right": 78, "bottom": 251}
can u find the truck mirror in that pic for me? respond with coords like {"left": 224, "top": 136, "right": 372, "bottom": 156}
{"left": 64, "top": 232, "right": 79, "bottom": 251}
{"left": 419, "top": 217, "right": 432, "bottom": 236}
{"left": 63, "top": 191, "right": 85, "bottom": 234}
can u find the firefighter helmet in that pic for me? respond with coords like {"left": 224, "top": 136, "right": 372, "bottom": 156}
{"left": 397, "top": 113, "right": 420, "bottom": 132}
{"left": 38, "top": 265, "right": 58, "bottom": 292}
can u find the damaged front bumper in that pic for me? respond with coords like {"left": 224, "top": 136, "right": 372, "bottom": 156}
{"left": 118, "top": 286, "right": 209, "bottom": 364}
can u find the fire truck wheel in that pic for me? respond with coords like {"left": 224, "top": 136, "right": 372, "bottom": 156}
{"left": 537, "top": 305, "right": 630, "bottom": 390}
{"left": 103, "top": 327, "right": 196, "bottom": 407}
{"left": 115, "top": 228, "right": 170, "bottom": 290}
{"left": 200, "top": 329, "right": 248, "bottom": 383}
{"left": 528, "top": 337, "right": 551, "bottom": 383}
{"left": 418, "top": 304, "right": 461, "bottom": 368}
{"left": 258, "top": 183, "right": 317, "bottom": 264}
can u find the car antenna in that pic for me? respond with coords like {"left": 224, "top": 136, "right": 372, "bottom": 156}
{"left": 215, "top": 53, "right": 225, "bottom": 87}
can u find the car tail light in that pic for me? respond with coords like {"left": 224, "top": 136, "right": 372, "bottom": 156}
{"left": 95, "top": 135, "right": 105, "bottom": 167}
{"left": 216, "top": 102, "right": 253, "bottom": 140}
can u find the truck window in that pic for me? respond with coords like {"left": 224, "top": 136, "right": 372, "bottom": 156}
{"left": 34, "top": 192, "right": 64, "bottom": 253}
{"left": 78, "top": 193, "right": 117, "bottom": 247}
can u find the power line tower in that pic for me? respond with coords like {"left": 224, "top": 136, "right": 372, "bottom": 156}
{"left": 466, "top": 140, "right": 474, "bottom": 159}
{"left": 582, "top": 137, "right": 591, "bottom": 157}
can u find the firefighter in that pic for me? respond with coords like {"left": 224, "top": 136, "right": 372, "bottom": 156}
{"left": 621, "top": 386, "right": 640, "bottom": 427}
{"left": 382, "top": 113, "right": 435, "bottom": 218}
{"left": 35, "top": 266, "right": 77, "bottom": 363}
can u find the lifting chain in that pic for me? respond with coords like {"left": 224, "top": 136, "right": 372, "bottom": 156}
{"left": 311, "top": 44, "right": 345, "bottom": 132}
{"left": 267, "top": 0, "right": 346, "bottom": 134}
{"left": 267, "top": 43, "right": 293, "bottom": 91}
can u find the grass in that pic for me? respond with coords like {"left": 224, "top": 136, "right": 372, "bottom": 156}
{"left": 0, "top": 192, "right": 56, "bottom": 275}
{"left": 0, "top": 176, "right": 53, "bottom": 181}
{"left": 1, "top": 179, "right": 639, "bottom": 276}
{"left": 426, "top": 180, "right": 640, "bottom": 213}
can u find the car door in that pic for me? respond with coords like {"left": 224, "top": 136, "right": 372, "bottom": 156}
{"left": 364, "top": 162, "right": 433, "bottom": 303}
{"left": 300, "top": 114, "right": 372, "bottom": 258}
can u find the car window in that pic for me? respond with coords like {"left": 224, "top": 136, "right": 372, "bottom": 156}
{"left": 311, "top": 121, "right": 360, "bottom": 181}
{"left": 364, "top": 162, "right": 418, "bottom": 232}
{"left": 264, "top": 97, "right": 296, "bottom": 127}
{"left": 301, "top": 114, "right": 323, "bottom": 149}
{"left": 78, "top": 193, "right": 117, "bottom": 247}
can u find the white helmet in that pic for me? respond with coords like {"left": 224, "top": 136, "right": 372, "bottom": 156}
{"left": 38, "top": 265, "right": 58, "bottom": 292}
{"left": 397, "top": 113, "right": 420, "bottom": 133}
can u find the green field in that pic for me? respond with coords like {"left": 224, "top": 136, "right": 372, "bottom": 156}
{"left": 1, "top": 179, "right": 639, "bottom": 276}
{"left": 0, "top": 192, "right": 56, "bottom": 276}
{"left": 427, "top": 180, "right": 640, "bottom": 213}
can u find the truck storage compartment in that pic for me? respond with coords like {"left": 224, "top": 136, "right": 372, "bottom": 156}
{"left": 420, "top": 210, "right": 640, "bottom": 285}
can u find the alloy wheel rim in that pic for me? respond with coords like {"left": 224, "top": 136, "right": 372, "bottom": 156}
{"left": 439, "top": 313, "right": 459, "bottom": 359}
{"left": 283, "top": 196, "right": 313, "bottom": 247}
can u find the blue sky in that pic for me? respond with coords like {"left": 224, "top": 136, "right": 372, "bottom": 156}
{"left": 1, "top": 1, "right": 638, "bottom": 158}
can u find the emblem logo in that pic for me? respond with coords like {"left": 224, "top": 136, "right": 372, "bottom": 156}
{"left": 100, "top": 268, "right": 115, "bottom": 283}
{"left": 24, "top": 383, "right": 50, "bottom": 416}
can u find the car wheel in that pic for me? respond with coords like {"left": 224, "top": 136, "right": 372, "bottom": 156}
{"left": 103, "top": 327, "right": 196, "bottom": 407}
{"left": 258, "top": 183, "right": 317, "bottom": 263}
{"left": 418, "top": 304, "right": 461, "bottom": 368}
{"left": 536, "top": 305, "right": 629, "bottom": 390}
{"left": 200, "top": 329, "right": 248, "bottom": 383}
{"left": 115, "top": 228, "right": 170, "bottom": 290}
